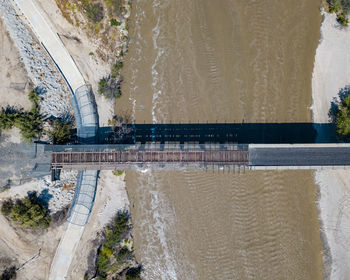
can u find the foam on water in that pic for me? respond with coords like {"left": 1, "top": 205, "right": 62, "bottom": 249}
{"left": 136, "top": 171, "right": 179, "bottom": 280}
{"left": 151, "top": 18, "right": 164, "bottom": 123}
{"left": 151, "top": 1, "right": 167, "bottom": 124}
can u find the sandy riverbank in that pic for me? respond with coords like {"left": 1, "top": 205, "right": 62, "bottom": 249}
{"left": 312, "top": 11, "right": 350, "bottom": 279}
{"left": 68, "top": 171, "right": 129, "bottom": 278}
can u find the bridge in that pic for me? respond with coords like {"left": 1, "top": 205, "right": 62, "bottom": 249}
{"left": 45, "top": 143, "right": 350, "bottom": 172}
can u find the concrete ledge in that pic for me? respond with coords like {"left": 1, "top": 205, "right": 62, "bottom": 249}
{"left": 249, "top": 143, "right": 350, "bottom": 148}
{"left": 249, "top": 165, "right": 350, "bottom": 170}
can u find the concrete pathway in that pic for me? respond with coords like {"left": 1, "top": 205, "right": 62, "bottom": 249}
{"left": 48, "top": 223, "right": 85, "bottom": 280}
{"left": 11, "top": 0, "right": 85, "bottom": 92}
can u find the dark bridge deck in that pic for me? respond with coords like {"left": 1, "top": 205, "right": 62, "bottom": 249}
{"left": 46, "top": 143, "right": 350, "bottom": 171}
{"left": 51, "top": 149, "right": 249, "bottom": 170}
{"left": 51, "top": 145, "right": 249, "bottom": 170}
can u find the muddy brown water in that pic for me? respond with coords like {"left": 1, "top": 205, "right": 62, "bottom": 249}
{"left": 115, "top": 0, "right": 323, "bottom": 279}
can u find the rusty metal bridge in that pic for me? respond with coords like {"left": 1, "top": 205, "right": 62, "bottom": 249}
{"left": 48, "top": 144, "right": 249, "bottom": 171}
{"left": 44, "top": 143, "right": 350, "bottom": 172}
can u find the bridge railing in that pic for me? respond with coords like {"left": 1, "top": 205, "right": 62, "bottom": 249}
{"left": 46, "top": 143, "right": 249, "bottom": 153}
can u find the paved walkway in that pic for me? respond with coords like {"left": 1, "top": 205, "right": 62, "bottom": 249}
{"left": 48, "top": 224, "right": 85, "bottom": 280}
{"left": 11, "top": 0, "right": 85, "bottom": 92}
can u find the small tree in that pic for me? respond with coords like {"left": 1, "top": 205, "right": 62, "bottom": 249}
{"left": 0, "top": 111, "right": 16, "bottom": 130}
{"left": 2, "top": 193, "right": 51, "bottom": 228}
{"left": 329, "top": 0, "right": 342, "bottom": 12}
{"left": 0, "top": 266, "right": 16, "bottom": 280}
{"left": 125, "top": 267, "right": 142, "bottom": 280}
{"left": 83, "top": 2, "right": 104, "bottom": 23}
{"left": 28, "top": 90, "right": 41, "bottom": 108}
{"left": 327, "top": 0, "right": 350, "bottom": 26}
{"left": 112, "top": 170, "right": 124, "bottom": 177}
{"left": 111, "top": 61, "right": 123, "bottom": 78}
{"left": 337, "top": 12, "right": 349, "bottom": 26}
{"left": 98, "top": 77, "right": 121, "bottom": 99}
{"left": 47, "top": 120, "right": 72, "bottom": 144}
{"left": 332, "top": 94, "right": 350, "bottom": 137}
{"left": 0, "top": 90, "right": 43, "bottom": 143}
{"left": 1, "top": 199, "right": 13, "bottom": 216}
{"left": 110, "top": 18, "right": 121, "bottom": 27}
{"left": 15, "top": 113, "right": 43, "bottom": 143}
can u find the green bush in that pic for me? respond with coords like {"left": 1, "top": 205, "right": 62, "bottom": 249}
{"left": 0, "top": 185, "right": 10, "bottom": 193}
{"left": 1, "top": 193, "right": 51, "bottom": 228}
{"left": 125, "top": 267, "right": 142, "bottom": 280}
{"left": 112, "top": 170, "right": 124, "bottom": 177}
{"left": 0, "top": 90, "right": 43, "bottom": 143}
{"left": 111, "top": 61, "right": 123, "bottom": 78}
{"left": 47, "top": 120, "right": 72, "bottom": 144}
{"left": 328, "top": 0, "right": 350, "bottom": 25}
{"left": 110, "top": 18, "right": 121, "bottom": 27}
{"left": 97, "top": 251, "right": 109, "bottom": 277}
{"left": 15, "top": 113, "right": 43, "bottom": 143}
{"left": 1, "top": 199, "right": 13, "bottom": 217}
{"left": 96, "top": 211, "right": 130, "bottom": 276}
{"left": 105, "top": 0, "right": 123, "bottom": 15}
{"left": 98, "top": 77, "right": 121, "bottom": 99}
{"left": 83, "top": 1, "right": 104, "bottom": 23}
{"left": 332, "top": 93, "right": 350, "bottom": 137}
{"left": 0, "top": 111, "right": 16, "bottom": 130}
{"left": 329, "top": 0, "right": 342, "bottom": 12}
{"left": 116, "top": 246, "right": 131, "bottom": 263}
{"left": 28, "top": 90, "right": 41, "bottom": 107}
{"left": 0, "top": 266, "right": 16, "bottom": 280}
{"left": 337, "top": 12, "right": 349, "bottom": 25}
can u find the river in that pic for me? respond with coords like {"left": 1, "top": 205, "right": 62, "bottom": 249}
{"left": 116, "top": 0, "right": 323, "bottom": 279}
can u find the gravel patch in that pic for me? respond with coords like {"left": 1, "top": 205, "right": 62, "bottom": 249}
{"left": 38, "top": 170, "right": 77, "bottom": 213}
{"left": 0, "top": 170, "right": 77, "bottom": 214}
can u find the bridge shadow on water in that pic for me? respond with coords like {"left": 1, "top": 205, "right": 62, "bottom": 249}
{"left": 96, "top": 123, "right": 338, "bottom": 144}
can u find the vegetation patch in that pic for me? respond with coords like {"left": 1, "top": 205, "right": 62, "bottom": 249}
{"left": 111, "top": 61, "right": 123, "bottom": 78}
{"left": 0, "top": 266, "right": 16, "bottom": 280}
{"left": 86, "top": 210, "right": 142, "bottom": 279}
{"left": 329, "top": 87, "right": 350, "bottom": 138}
{"left": 112, "top": 170, "right": 125, "bottom": 177}
{"left": 105, "top": 0, "right": 124, "bottom": 16}
{"left": 110, "top": 18, "right": 121, "bottom": 27}
{"left": 46, "top": 119, "right": 73, "bottom": 144}
{"left": 98, "top": 59, "right": 124, "bottom": 99}
{"left": 98, "top": 77, "right": 122, "bottom": 99}
{"left": 55, "top": 0, "right": 131, "bottom": 101}
{"left": 82, "top": 0, "right": 104, "bottom": 23}
{"left": 0, "top": 90, "right": 43, "bottom": 143}
{"left": 1, "top": 192, "right": 51, "bottom": 229}
{"left": 0, "top": 89, "right": 74, "bottom": 144}
{"left": 327, "top": 0, "right": 350, "bottom": 26}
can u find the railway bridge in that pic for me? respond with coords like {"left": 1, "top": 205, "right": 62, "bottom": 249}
{"left": 46, "top": 143, "right": 350, "bottom": 172}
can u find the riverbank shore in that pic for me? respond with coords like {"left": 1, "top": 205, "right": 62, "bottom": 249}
{"left": 312, "top": 11, "right": 350, "bottom": 279}
{"left": 0, "top": 0, "right": 133, "bottom": 278}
